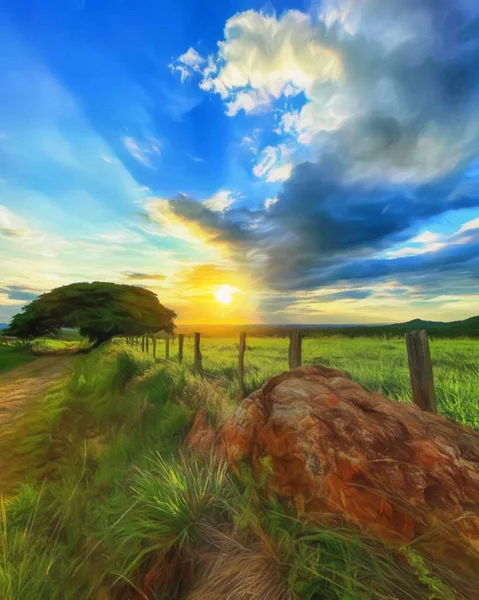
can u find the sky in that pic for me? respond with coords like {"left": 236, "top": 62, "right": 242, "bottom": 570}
{"left": 0, "top": 0, "right": 478, "bottom": 325}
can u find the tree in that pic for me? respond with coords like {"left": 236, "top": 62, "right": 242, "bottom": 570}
{"left": 6, "top": 282, "right": 176, "bottom": 348}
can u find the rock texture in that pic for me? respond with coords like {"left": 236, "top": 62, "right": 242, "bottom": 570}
{"left": 186, "top": 408, "right": 216, "bottom": 454}
{"left": 223, "top": 365, "right": 479, "bottom": 577}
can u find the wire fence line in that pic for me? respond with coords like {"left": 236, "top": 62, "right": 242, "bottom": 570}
{"left": 125, "top": 329, "right": 437, "bottom": 412}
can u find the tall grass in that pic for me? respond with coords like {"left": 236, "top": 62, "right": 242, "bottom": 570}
{"left": 159, "top": 335, "right": 478, "bottom": 430}
{"left": 0, "top": 345, "right": 35, "bottom": 373}
{"left": 0, "top": 339, "right": 476, "bottom": 599}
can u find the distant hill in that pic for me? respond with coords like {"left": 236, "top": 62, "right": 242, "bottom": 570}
{"left": 177, "top": 315, "right": 479, "bottom": 338}
{"left": 332, "top": 315, "right": 479, "bottom": 338}
{"left": 0, "top": 323, "right": 7, "bottom": 331}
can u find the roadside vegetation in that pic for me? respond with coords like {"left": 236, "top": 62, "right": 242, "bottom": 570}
{"left": 0, "top": 345, "right": 35, "bottom": 374}
{"left": 0, "top": 337, "right": 477, "bottom": 599}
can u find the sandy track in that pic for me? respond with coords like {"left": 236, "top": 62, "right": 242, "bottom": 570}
{"left": 0, "top": 356, "right": 76, "bottom": 493}
{"left": 0, "top": 356, "right": 74, "bottom": 423}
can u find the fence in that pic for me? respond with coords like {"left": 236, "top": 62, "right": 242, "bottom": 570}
{"left": 0, "top": 336, "right": 34, "bottom": 347}
{"left": 127, "top": 329, "right": 438, "bottom": 414}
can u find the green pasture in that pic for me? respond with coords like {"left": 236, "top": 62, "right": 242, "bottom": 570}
{"left": 135, "top": 335, "right": 479, "bottom": 430}
{"left": 0, "top": 338, "right": 477, "bottom": 599}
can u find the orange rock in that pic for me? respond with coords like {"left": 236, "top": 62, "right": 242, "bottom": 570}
{"left": 185, "top": 408, "right": 227, "bottom": 461}
{"left": 185, "top": 408, "right": 216, "bottom": 454}
{"left": 223, "top": 365, "right": 479, "bottom": 580}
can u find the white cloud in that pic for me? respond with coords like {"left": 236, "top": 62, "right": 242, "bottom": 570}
{"left": 253, "top": 146, "right": 278, "bottom": 178}
{"left": 189, "top": 3, "right": 479, "bottom": 185}
{"left": 266, "top": 163, "right": 293, "bottom": 182}
{"left": 240, "top": 134, "right": 259, "bottom": 154}
{"left": 170, "top": 47, "right": 205, "bottom": 82}
{"left": 200, "top": 10, "right": 342, "bottom": 116}
{"left": 203, "top": 190, "right": 236, "bottom": 212}
{"left": 386, "top": 243, "right": 447, "bottom": 259}
{"left": 411, "top": 231, "right": 442, "bottom": 244}
{"left": 189, "top": 154, "right": 205, "bottom": 163}
{"left": 179, "top": 47, "right": 204, "bottom": 70}
{"left": 384, "top": 216, "right": 479, "bottom": 259}
{"left": 458, "top": 217, "right": 479, "bottom": 234}
{"left": 171, "top": 64, "right": 191, "bottom": 83}
{"left": 264, "top": 197, "right": 279, "bottom": 210}
{"left": 253, "top": 144, "right": 293, "bottom": 182}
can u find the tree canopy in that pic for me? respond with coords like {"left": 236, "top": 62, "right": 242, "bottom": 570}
{"left": 6, "top": 282, "right": 176, "bottom": 346}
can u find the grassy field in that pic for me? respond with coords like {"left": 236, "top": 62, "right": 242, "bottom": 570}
{"left": 0, "top": 345, "right": 35, "bottom": 373}
{"left": 0, "top": 337, "right": 477, "bottom": 599}
{"left": 143, "top": 335, "right": 479, "bottom": 430}
{"left": 0, "top": 339, "right": 90, "bottom": 372}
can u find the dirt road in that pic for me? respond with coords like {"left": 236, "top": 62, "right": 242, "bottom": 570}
{"left": 0, "top": 355, "right": 74, "bottom": 423}
{"left": 0, "top": 355, "right": 75, "bottom": 493}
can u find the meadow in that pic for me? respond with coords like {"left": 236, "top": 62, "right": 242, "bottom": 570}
{"left": 0, "top": 345, "right": 35, "bottom": 373}
{"left": 0, "top": 335, "right": 477, "bottom": 599}
{"left": 159, "top": 335, "right": 479, "bottom": 430}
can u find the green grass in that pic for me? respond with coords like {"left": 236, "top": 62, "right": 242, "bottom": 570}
{"left": 0, "top": 338, "right": 88, "bottom": 373}
{"left": 0, "top": 338, "right": 477, "bottom": 599}
{"left": 31, "top": 338, "right": 90, "bottom": 354}
{"left": 140, "top": 335, "right": 479, "bottom": 430}
{"left": 0, "top": 345, "right": 35, "bottom": 374}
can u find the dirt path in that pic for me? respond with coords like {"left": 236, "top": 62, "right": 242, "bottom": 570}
{"left": 0, "top": 355, "right": 74, "bottom": 423}
{"left": 0, "top": 355, "right": 76, "bottom": 493}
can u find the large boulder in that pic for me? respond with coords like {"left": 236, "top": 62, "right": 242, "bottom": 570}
{"left": 223, "top": 365, "right": 479, "bottom": 580}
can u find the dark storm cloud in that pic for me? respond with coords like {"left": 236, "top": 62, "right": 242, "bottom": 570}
{"left": 147, "top": 161, "right": 479, "bottom": 295}
{"left": 311, "top": 0, "right": 479, "bottom": 183}
{"left": 150, "top": 0, "right": 479, "bottom": 299}
{"left": 0, "top": 285, "right": 39, "bottom": 301}
{"left": 167, "top": 194, "right": 256, "bottom": 247}
{"left": 319, "top": 241, "right": 479, "bottom": 287}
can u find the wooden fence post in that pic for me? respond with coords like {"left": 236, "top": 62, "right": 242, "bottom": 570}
{"left": 178, "top": 334, "right": 184, "bottom": 364}
{"left": 238, "top": 331, "right": 247, "bottom": 398}
{"left": 146, "top": 335, "right": 149, "bottom": 354}
{"left": 141, "top": 335, "right": 145, "bottom": 353}
{"left": 288, "top": 330, "right": 302, "bottom": 369}
{"left": 165, "top": 336, "right": 170, "bottom": 359}
{"left": 152, "top": 337, "right": 157, "bottom": 359}
{"left": 405, "top": 330, "right": 437, "bottom": 413}
{"left": 194, "top": 332, "right": 202, "bottom": 373}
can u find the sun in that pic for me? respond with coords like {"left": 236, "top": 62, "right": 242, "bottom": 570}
{"left": 213, "top": 284, "right": 236, "bottom": 305}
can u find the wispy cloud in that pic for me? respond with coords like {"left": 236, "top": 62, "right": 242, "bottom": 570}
{"left": 169, "top": 47, "right": 205, "bottom": 82}
{"left": 264, "top": 197, "right": 279, "bottom": 210}
{"left": 123, "top": 272, "right": 167, "bottom": 281}
{"left": 123, "top": 136, "right": 161, "bottom": 167}
{"left": 253, "top": 145, "right": 293, "bottom": 182}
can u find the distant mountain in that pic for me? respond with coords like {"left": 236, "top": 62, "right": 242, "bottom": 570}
{"left": 331, "top": 315, "right": 479, "bottom": 338}
{"left": 177, "top": 315, "right": 479, "bottom": 338}
{"left": 0, "top": 323, "right": 7, "bottom": 330}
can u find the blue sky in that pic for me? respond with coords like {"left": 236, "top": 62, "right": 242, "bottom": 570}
{"left": 1, "top": 0, "right": 478, "bottom": 324}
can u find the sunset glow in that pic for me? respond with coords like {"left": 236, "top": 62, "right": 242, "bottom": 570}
{"left": 213, "top": 285, "right": 236, "bottom": 305}
{"left": 0, "top": 0, "right": 478, "bottom": 327}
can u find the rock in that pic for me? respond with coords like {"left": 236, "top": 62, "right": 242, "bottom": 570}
{"left": 186, "top": 408, "right": 219, "bottom": 455}
{"left": 223, "top": 365, "right": 479, "bottom": 581}
{"left": 185, "top": 408, "right": 225, "bottom": 460}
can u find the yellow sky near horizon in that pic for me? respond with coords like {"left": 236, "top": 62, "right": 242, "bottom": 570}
{"left": 1, "top": 201, "right": 479, "bottom": 326}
